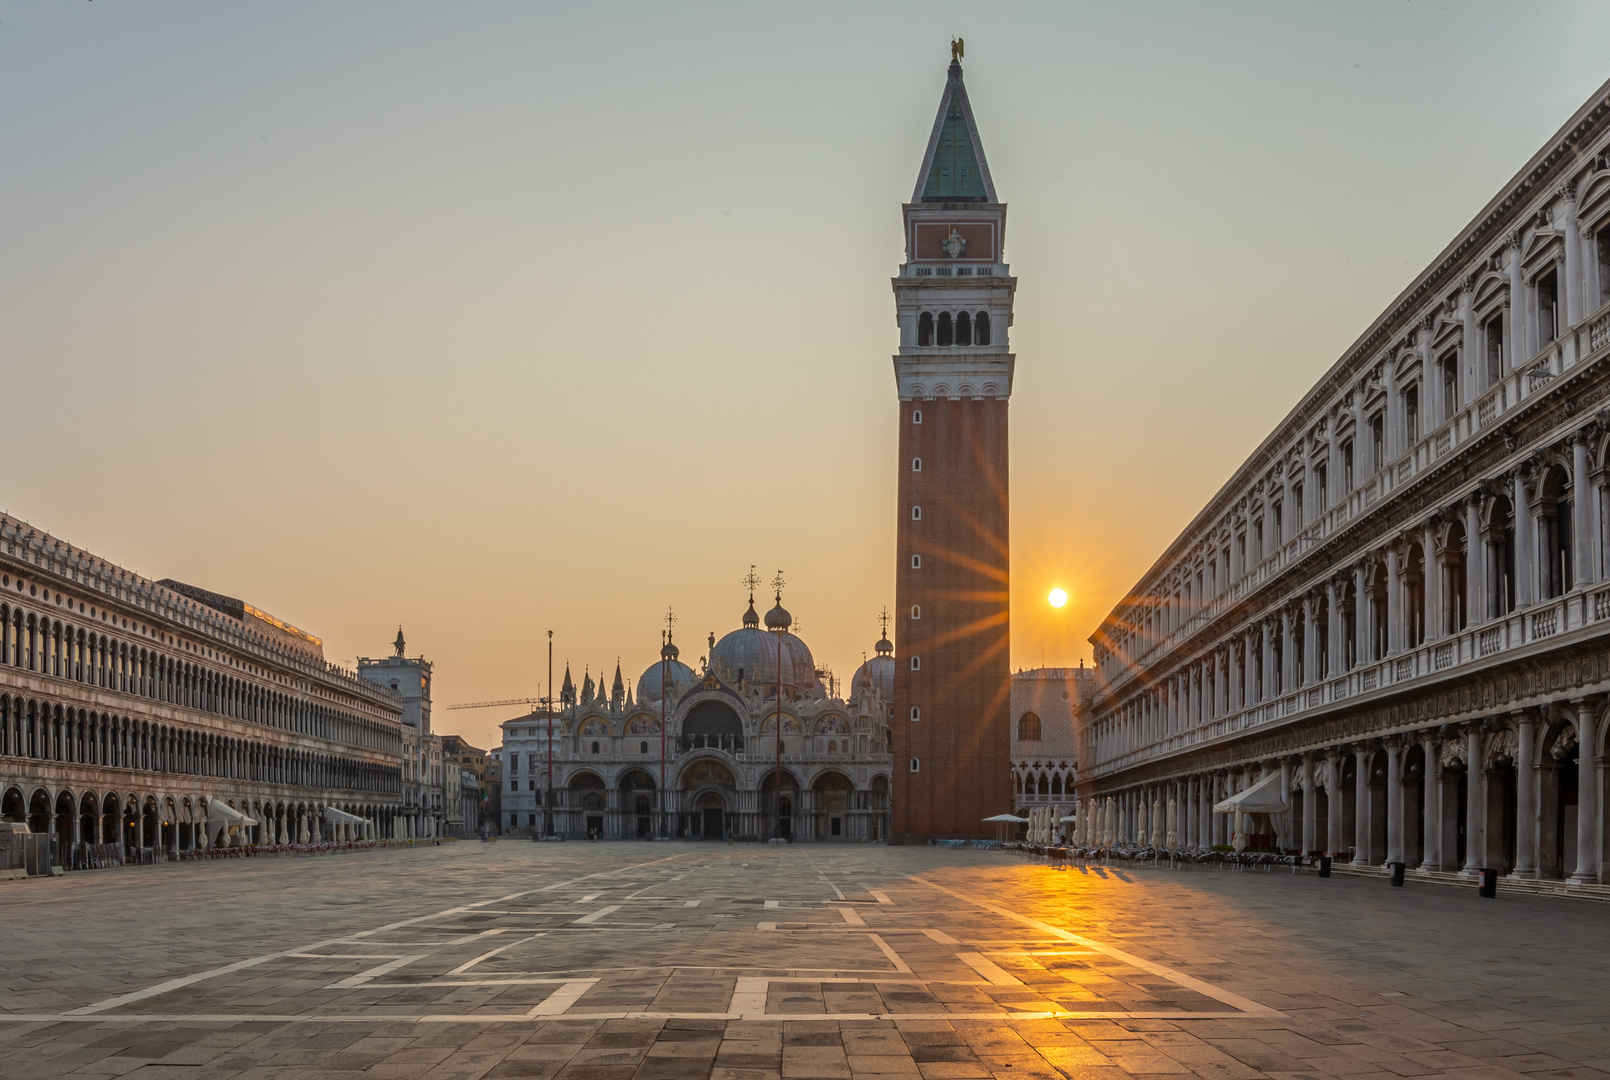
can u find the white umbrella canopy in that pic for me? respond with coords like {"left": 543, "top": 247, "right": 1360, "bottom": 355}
{"left": 982, "top": 813, "right": 1028, "bottom": 823}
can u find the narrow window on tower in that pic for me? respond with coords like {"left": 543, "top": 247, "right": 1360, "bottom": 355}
{"left": 912, "top": 409, "right": 922, "bottom": 424}
{"left": 975, "top": 312, "right": 991, "bottom": 345}
{"left": 912, "top": 458, "right": 922, "bottom": 471}
{"left": 910, "top": 605, "right": 921, "bottom": 619}
{"left": 909, "top": 757, "right": 920, "bottom": 772}
{"left": 956, "top": 311, "right": 971, "bottom": 345}
{"left": 917, "top": 312, "right": 933, "bottom": 347}
{"left": 911, "top": 506, "right": 922, "bottom": 520}
{"left": 910, "top": 656, "right": 921, "bottom": 670}
{"left": 911, "top": 555, "right": 922, "bottom": 568}
{"left": 937, "top": 312, "right": 953, "bottom": 346}
{"left": 910, "top": 706, "right": 921, "bottom": 721}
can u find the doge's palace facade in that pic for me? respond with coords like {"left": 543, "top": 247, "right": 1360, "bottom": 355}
{"left": 1083, "top": 77, "right": 1610, "bottom": 888}
{"left": 0, "top": 513, "right": 406, "bottom": 866}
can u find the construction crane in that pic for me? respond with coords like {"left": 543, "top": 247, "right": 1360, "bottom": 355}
{"left": 445, "top": 697, "right": 547, "bottom": 712}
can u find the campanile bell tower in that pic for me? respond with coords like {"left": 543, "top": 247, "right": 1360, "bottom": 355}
{"left": 889, "top": 51, "right": 1015, "bottom": 842}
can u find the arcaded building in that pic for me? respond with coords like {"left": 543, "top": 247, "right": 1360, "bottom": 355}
{"left": 500, "top": 593, "right": 893, "bottom": 841}
{"left": 1011, "top": 666, "right": 1090, "bottom": 815}
{"left": 1083, "top": 77, "right": 1610, "bottom": 887}
{"left": 891, "top": 54, "right": 1016, "bottom": 841}
{"left": 0, "top": 513, "right": 407, "bottom": 864}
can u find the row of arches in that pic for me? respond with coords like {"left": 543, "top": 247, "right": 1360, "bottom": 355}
{"left": 0, "top": 694, "right": 397, "bottom": 795}
{"left": 516, "top": 762, "right": 890, "bottom": 842}
{"left": 917, "top": 310, "right": 992, "bottom": 347}
{"left": 0, "top": 601, "right": 397, "bottom": 753}
{"left": 0, "top": 783, "right": 400, "bottom": 865}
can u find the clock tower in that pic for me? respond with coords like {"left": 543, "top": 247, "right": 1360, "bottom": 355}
{"left": 889, "top": 55, "right": 1015, "bottom": 842}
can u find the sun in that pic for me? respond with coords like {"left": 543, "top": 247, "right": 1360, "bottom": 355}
{"left": 1048, "top": 587, "right": 1068, "bottom": 609}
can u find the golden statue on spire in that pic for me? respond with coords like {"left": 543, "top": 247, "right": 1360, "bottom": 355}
{"left": 951, "top": 37, "right": 964, "bottom": 62}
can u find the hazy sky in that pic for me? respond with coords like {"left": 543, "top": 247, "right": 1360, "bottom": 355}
{"left": 4, "top": 2, "right": 1609, "bottom": 748}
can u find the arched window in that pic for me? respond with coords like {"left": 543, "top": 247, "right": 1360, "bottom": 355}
{"left": 956, "top": 311, "right": 971, "bottom": 346}
{"left": 912, "top": 458, "right": 922, "bottom": 471}
{"left": 640, "top": 740, "right": 648, "bottom": 753}
{"left": 1018, "top": 712, "right": 1042, "bottom": 740}
{"left": 911, "top": 506, "right": 922, "bottom": 520}
{"left": 1051, "top": 773, "right": 1063, "bottom": 797}
{"left": 1037, "top": 774, "right": 1049, "bottom": 796}
{"left": 910, "top": 605, "right": 920, "bottom": 619}
{"left": 975, "top": 312, "right": 991, "bottom": 346}
{"left": 910, "top": 706, "right": 921, "bottom": 721}
{"left": 912, "top": 409, "right": 922, "bottom": 424}
{"left": 909, "top": 757, "right": 920, "bottom": 773}
{"left": 910, "top": 656, "right": 921, "bottom": 670}
{"left": 590, "top": 740, "right": 600, "bottom": 754}
{"left": 917, "top": 312, "right": 933, "bottom": 346}
{"left": 937, "top": 312, "right": 953, "bottom": 346}
{"left": 911, "top": 554, "right": 922, "bottom": 569}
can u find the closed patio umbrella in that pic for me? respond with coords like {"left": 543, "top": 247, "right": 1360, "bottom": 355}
{"left": 1166, "top": 797, "right": 1179, "bottom": 850}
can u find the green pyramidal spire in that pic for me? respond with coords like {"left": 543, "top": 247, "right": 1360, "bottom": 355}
{"left": 914, "top": 59, "right": 995, "bottom": 203}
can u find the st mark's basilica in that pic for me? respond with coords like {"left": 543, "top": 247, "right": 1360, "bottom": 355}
{"left": 498, "top": 590, "right": 895, "bottom": 841}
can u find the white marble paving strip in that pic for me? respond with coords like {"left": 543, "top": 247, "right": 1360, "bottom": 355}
{"left": 524, "top": 979, "right": 599, "bottom": 1017}
{"left": 956, "top": 951, "right": 1024, "bottom": 986}
{"left": 867, "top": 933, "right": 914, "bottom": 974}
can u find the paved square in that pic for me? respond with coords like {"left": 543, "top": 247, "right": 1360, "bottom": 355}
{"left": 1, "top": 843, "right": 1607, "bottom": 1079}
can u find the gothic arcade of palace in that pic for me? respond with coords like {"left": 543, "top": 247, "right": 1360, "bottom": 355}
{"left": 1082, "top": 77, "right": 1610, "bottom": 887}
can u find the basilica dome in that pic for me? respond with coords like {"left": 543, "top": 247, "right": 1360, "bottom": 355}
{"left": 851, "top": 630, "right": 895, "bottom": 701}
{"left": 637, "top": 657, "right": 697, "bottom": 705}
{"left": 710, "top": 597, "right": 820, "bottom": 694}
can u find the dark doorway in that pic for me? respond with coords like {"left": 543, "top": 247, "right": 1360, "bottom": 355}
{"left": 703, "top": 807, "right": 723, "bottom": 840}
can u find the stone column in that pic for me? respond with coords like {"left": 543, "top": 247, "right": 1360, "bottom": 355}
{"left": 1424, "top": 517, "right": 1442, "bottom": 641}
{"left": 1420, "top": 730, "right": 1443, "bottom": 872}
{"left": 1466, "top": 492, "right": 1485, "bottom": 624}
{"left": 1325, "top": 750, "right": 1345, "bottom": 855}
{"left": 1229, "top": 639, "right": 1242, "bottom": 711}
{"left": 1386, "top": 545, "right": 1403, "bottom": 655}
{"left": 1262, "top": 622, "right": 1276, "bottom": 701}
{"left": 1573, "top": 431, "right": 1594, "bottom": 586}
{"left": 1569, "top": 698, "right": 1600, "bottom": 884}
{"left": 1325, "top": 579, "right": 1340, "bottom": 676}
{"left": 1514, "top": 710, "right": 1539, "bottom": 879}
{"left": 1563, "top": 188, "right": 1582, "bottom": 329}
{"left": 1354, "top": 562, "right": 1370, "bottom": 667}
{"left": 1463, "top": 722, "right": 1486, "bottom": 873}
{"left": 1301, "top": 594, "right": 1316, "bottom": 687}
{"left": 1300, "top": 756, "right": 1316, "bottom": 853}
{"left": 1352, "top": 743, "right": 1371, "bottom": 864}
{"left": 1281, "top": 609, "right": 1295, "bottom": 694}
{"left": 1385, "top": 736, "right": 1404, "bottom": 864}
{"left": 1515, "top": 467, "right": 1535, "bottom": 609}
{"left": 1278, "top": 758, "right": 1293, "bottom": 851}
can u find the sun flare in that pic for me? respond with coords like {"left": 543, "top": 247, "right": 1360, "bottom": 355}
{"left": 1048, "top": 587, "right": 1068, "bottom": 608}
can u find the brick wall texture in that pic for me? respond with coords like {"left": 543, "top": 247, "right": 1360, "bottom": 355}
{"left": 891, "top": 396, "right": 1012, "bottom": 841}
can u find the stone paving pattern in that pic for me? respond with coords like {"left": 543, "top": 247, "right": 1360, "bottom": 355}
{"left": 0, "top": 842, "right": 1606, "bottom": 1079}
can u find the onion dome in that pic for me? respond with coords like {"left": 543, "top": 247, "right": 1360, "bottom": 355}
{"left": 852, "top": 652, "right": 895, "bottom": 702}
{"left": 742, "top": 598, "right": 760, "bottom": 628}
{"left": 661, "top": 630, "right": 680, "bottom": 661}
{"left": 763, "top": 591, "right": 792, "bottom": 631}
{"left": 875, "top": 630, "right": 893, "bottom": 656}
{"left": 638, "top": 656, "right": 697, "bottom": 706}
